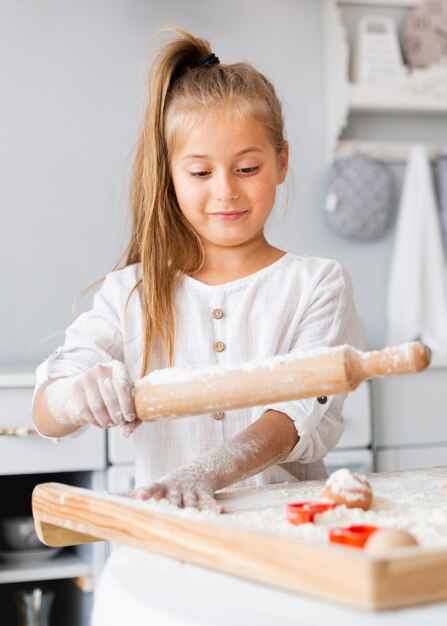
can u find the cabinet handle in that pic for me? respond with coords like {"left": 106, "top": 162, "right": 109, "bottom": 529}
{"left": 0, "top": 426, "right": 37, "bottom": 437}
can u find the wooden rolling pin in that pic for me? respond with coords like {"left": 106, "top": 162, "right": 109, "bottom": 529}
{"left": 133, "top": 342, "right": 431, "bottom": 421}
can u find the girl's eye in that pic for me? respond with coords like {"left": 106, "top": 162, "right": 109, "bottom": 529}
{"left": 189, "top": 166, "right": 259, "bottom": 178}
{"left": 190, "top": 171, "right": 210, "bottom": 178}
{"left": 238, "top": 167, "right": 259, "bottom": 175}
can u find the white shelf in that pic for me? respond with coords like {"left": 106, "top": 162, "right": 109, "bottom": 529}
{"left": 0, "top": 551, "right": 90, "bottom": 584}
{"left": 348, "top": 83, "right": 447, "bottom": 114}
{"left": 336, "top": 139, "right": 447, "bottom": 162}
{"left": 347, "top": 64, "right": 447, "bottom": 113}
{"left": 0, "top": 371, "right": 36, "bottom": 388}
{"left": 325, "top": 0, "right": 447, "bottom": 155}
{"left": 338, "top": 0, "right": 422, "bottom": 6}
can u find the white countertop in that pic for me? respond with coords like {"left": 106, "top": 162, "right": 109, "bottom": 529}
{"left": 0, "top": 368, "right": 36, "bottom": 388}
{"left": 92, "top": 547, "right": 447, "bottom": 626}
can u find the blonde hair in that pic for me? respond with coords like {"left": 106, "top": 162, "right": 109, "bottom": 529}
{"left": 123, "top": 27, "right": 285, "bottom": 375}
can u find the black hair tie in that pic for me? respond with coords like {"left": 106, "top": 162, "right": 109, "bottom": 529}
{"left": 196, "top": 53, "right": 220, "bottom": 68}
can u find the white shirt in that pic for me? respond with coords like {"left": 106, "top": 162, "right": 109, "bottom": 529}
{"left": 34, "top": 252, "right": 359, "bottom": 488}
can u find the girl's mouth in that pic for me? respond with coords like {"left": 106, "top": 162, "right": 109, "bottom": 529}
{"left": 210, "top": 211, "right": 248, "bottom": 221}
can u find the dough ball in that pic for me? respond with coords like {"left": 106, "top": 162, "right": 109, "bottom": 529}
{"left": 365, "top": 528, "right": 418, "bottom": 554}
{"left": 321, "top": 468, "right": 372, "bottom": 510}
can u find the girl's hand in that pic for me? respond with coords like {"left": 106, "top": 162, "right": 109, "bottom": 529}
{"left": 47, "top": 360, "right": 141, "bottom": 435}
{"left": 121, "top": 468, "right": 224, "bottom": 513}
{"left": 119, "top": 409, "right": 299, "bottom": 510}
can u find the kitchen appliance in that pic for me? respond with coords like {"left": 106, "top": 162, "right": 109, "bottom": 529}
{"left": 352, "top": 15, "right": 404, "bottom": 83}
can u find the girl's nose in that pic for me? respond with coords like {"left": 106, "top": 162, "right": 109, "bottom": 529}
{"left": 214, "top": 173, "right": 239, "bottom": 202}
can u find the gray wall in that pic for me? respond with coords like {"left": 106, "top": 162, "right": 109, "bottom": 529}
{"left": 1, "top": 0, "right": 328, "bottom": 366}
{"left": 2, "top": 0, "right": 426, "bottom": 367}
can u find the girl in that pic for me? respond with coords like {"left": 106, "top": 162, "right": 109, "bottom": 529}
{"left": 32, "top": 27, "right": 359, "bottom": 511}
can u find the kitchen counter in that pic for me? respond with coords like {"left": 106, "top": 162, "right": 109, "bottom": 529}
{"left": 92, "top": 546, "right": 447, "bottom": 626}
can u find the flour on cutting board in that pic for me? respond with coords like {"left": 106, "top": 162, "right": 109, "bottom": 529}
{"left": 123, "top": 467, "right": 447, "bottom": 549}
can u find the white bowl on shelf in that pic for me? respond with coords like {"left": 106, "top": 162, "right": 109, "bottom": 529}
{"left": 0, "top": 546, "right": 61, "bottom": 564}
{"left": 1, "top": 516, "right": 43, "bottom": 551}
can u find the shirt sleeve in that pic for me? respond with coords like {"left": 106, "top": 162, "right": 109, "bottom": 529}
{"left": 254, "top": 260, "right": 360, "bottom": 464}
{"left": 33, "top": 272, "right": 125, "bottom": 403}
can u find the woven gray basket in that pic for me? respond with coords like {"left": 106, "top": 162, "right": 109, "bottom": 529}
{"left": 325, "top": 155, "right": 394, "bottom": 241}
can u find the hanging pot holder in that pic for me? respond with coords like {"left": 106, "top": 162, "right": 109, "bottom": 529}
{"left": 324, "top": 155, "right": 394, "bottom": 241}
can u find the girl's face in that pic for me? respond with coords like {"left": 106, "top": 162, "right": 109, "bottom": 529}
{"left": 170, "top": 112, "right": 288, "bottom": 250}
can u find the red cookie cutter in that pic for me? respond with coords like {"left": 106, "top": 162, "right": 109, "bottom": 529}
{"left": 285, "top": 501, "right": 337, "bottom": 525}
{"left": 329, "top": 525, "right": 381, "bottom": 548}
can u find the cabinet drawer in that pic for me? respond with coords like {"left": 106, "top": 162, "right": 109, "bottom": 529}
{"left": 325, "top": 448, "right": 373, "bottom": 475}
{"left": 0, "top": 387, "right": 105, "bottom": 475}
{"left": 376, "top": 446, "right": 447, "bottom": 472}
{"left": 108, "top": 424, "right": 134, "bottom": 465}
{"left": 338, "top": 382, "right": 371, "bottom": 448}
{"left": 372, "top": 368, "right": 447, "bottom": 447}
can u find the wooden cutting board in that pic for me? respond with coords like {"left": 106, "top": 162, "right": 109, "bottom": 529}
{"left": 32, "top": 466, "right": 447, "bottom": 610}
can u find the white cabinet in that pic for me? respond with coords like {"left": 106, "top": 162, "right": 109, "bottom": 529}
{"left": 337, "top": 381, "right": 371, "bottom": 448}
{"left": 0, "top": 372, "right": 107, "bottom": 625}
{"left": 325, "top": 382, "right": 373, "bottom": 474}
{"left": 376, "top": 446, "right": 447, "bottom": 471}
{"left": 325, "top": 448, "right": 373, "bottom": 474}
{"left": 372, "top": 366, "right": 447, "bottom": 471}
{"left": 107, "top": 464, "right": 134, "bottom": 494}
{"left": 108, "top": 424, "right": 134, "bottom": 466}
{"left": 0, "top": 384, "right": 106, "bottom": 475}
{"left": 372, "top": 367, "right": 447, "bottom": 447}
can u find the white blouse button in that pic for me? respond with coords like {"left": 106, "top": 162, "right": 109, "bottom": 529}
{"left": 212, "top": 308, "right": 224, "bottom": 319}
{"left": 213, "top": 341, "right": 225, "bottom": 352}
{"left": 213, "top": 412, "right": 225, "bottom": 420}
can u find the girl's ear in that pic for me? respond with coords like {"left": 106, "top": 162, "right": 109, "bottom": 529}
{"left": 277, "top": 140, "right": 289, "bottom": 184}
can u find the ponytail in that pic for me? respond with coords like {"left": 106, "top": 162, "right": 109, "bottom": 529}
{"left": 126, "top": 28, "right": 211, "bottom": 375}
